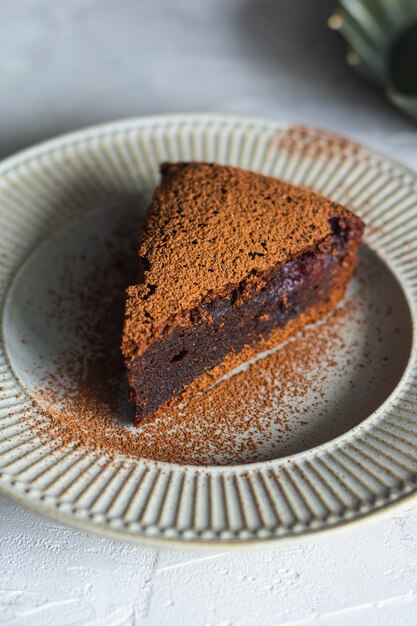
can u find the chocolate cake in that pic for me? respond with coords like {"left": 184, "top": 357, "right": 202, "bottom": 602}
{"left": 122, "top": 162, "right": 364, "bottom": 423}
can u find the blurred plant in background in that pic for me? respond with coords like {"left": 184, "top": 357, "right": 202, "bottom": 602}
{"left": 329, "top": 0, "right": 417, "bottom": 120}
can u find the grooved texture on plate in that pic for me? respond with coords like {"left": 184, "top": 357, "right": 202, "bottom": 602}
{"left": 0, "top": 115, "right": 416, "bottom": 545}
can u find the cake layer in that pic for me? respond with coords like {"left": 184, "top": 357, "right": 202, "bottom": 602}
{"left": 122, "top": 163, "right": 364, "bottom": 361}
{"left": 127, "top": 220, "right": 362, "bottom": 422}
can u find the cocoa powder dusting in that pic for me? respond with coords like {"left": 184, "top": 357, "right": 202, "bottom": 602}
{"left": 277, "top": 125, "right": 363, "bottom": 158}
{"left": 33, "top": 304, "right": 357, "bottom": 465}
{"left": 122, "top": 162, "right": 361, "bottom": 359}
{"left": 23, "top": 200, "right": 397, "bottom": 467}
{"left": 26, "top": 219, "right": 374, "bottom": 466}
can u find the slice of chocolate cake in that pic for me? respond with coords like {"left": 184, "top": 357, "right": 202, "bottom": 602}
{"left": 122, "top": 162, "right": 364, "bottom": 423}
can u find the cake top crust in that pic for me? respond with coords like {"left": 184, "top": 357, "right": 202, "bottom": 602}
{"left": 122, "top": 162, "right": 362, "bottom": 359}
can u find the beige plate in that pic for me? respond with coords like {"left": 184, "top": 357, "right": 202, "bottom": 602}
{"left": 0, "top": 114, "right": 417, "bottom": 548}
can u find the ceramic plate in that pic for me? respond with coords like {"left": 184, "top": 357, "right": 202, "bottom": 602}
{"left": 1, "top": 114, "right": 417, "bottom": 548}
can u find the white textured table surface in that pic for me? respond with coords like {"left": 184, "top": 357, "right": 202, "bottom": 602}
{"left": 2, "top": 1, "right": 417, "bottom": 625}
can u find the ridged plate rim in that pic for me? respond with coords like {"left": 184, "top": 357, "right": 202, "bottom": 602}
{"left": 1, "top": 113, "right": 417, "bottom": 548}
